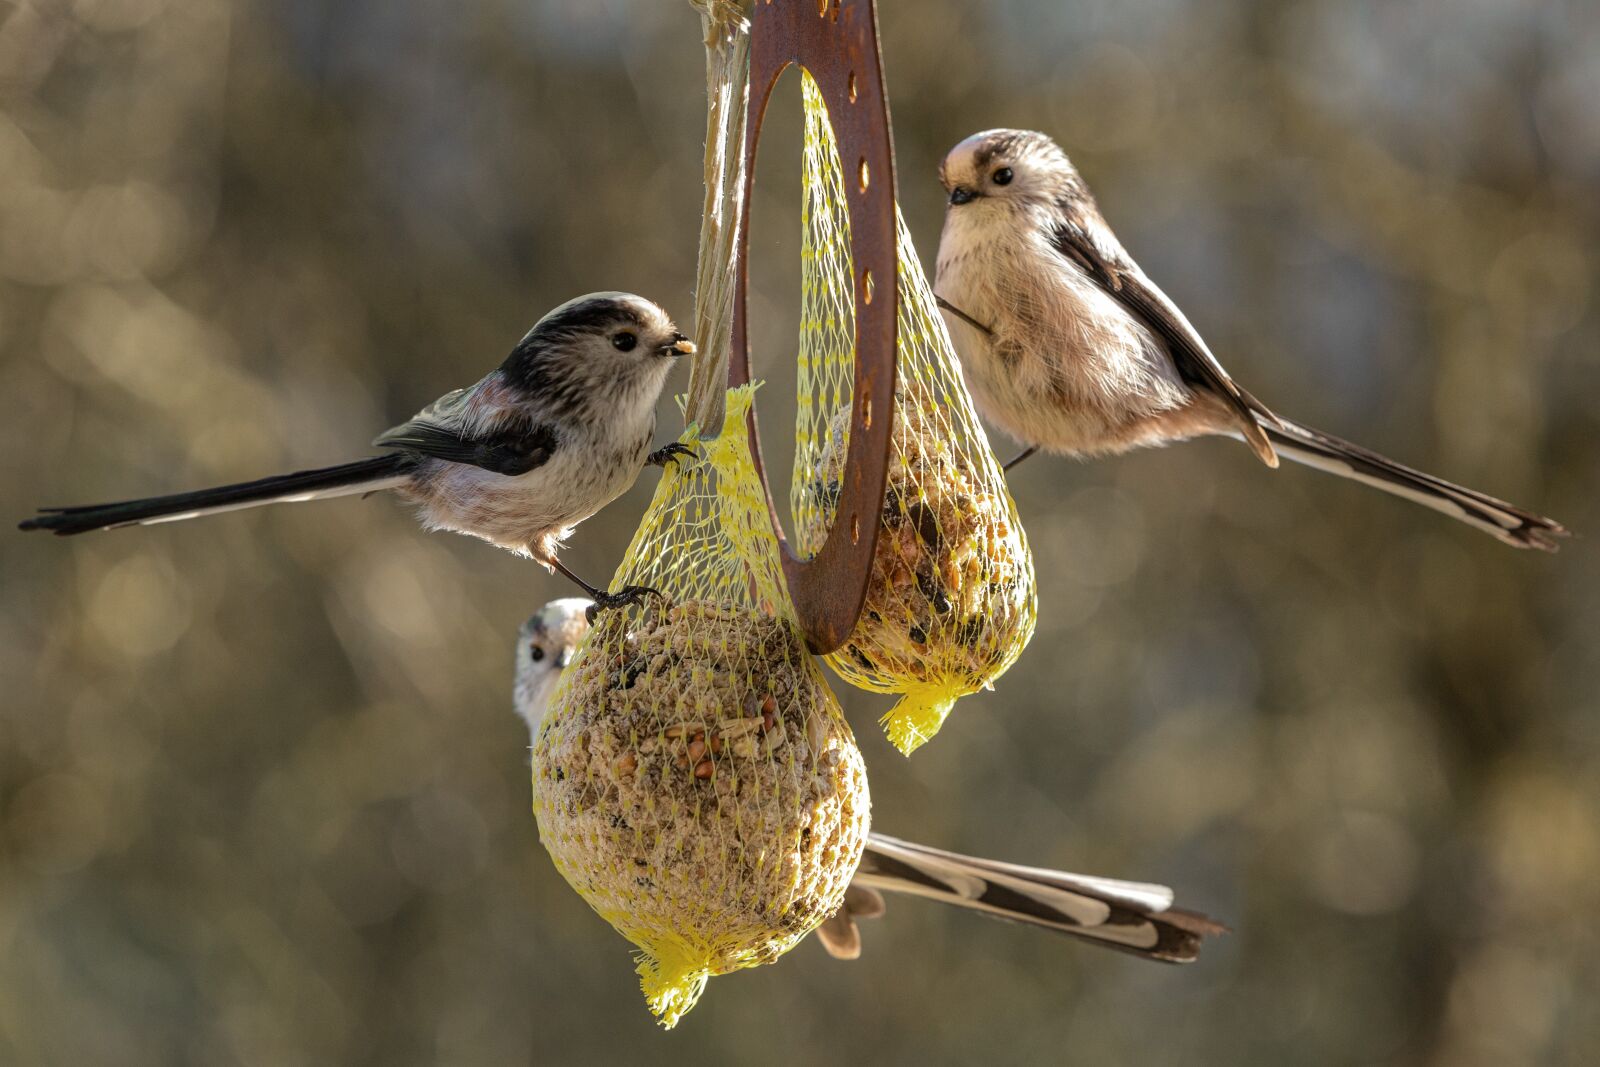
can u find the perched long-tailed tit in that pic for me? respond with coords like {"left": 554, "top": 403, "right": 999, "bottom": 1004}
{"left": 515, "top": 598, "right": 1223, "bottom": 963}
{"left": 935, "top": 129, "right": 1566, "bottom": 551}
{"left": 21, "top": 293, "right": 697, "bottom": 610}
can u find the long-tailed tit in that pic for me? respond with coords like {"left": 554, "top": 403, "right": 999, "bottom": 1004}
{"left": 21, "top": 293, "right": 697, "bottom": 610}
{"left": 935, "top": 129, "right": 1566, "bottom": 550}
{"left": 515, "top": 598, "right": 1223, "bottom": 963}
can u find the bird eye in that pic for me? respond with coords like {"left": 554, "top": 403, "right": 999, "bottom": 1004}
{"left": 992, "top": 167, "right": 1014, "bottom": 186}
{"left": 529, "top": 645, "right": 546, "bottom": 662}
{"left": 612, "top": 331, "right": 638, "bottom": 352}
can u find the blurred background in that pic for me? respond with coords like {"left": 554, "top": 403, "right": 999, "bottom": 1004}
{"left": 3, "top": 0, "right": 1598, "bottom": 1063}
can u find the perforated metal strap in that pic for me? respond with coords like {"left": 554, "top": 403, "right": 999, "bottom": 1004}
{"left": 731, "top": 0, "right": 898, "bottom": 654}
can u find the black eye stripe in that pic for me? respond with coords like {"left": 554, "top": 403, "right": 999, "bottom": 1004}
{"left": 514, "top": 298, "right": 651, "bottom": 356}
{"left": 538, "top": 298, "right": 645, "bottom": 336}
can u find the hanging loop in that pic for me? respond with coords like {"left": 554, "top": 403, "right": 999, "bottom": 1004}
{"left": 731, "top": 0, "right": 898, "bottom": 654}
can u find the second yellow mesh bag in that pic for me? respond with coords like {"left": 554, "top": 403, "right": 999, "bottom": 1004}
{"left": 791, "top": 73, "right": 1037, "bottom": 755}
{"left": 532, "top": 387, "right": 871, "bottom": 1028}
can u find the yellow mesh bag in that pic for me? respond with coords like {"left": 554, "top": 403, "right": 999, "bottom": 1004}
{"left": 791, "top": 73, "right": 1037, "bottom": 755}
{"left": 532, "top": 386, "right": 871, "bottom": 1029}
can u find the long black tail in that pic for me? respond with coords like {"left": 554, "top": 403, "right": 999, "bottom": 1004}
{"left": 1261, "top": 419, "right": 1567, "bottom": 551}
{"left": 19, "top": 455, "right": 413, "bottom": 536}
{"left": 824, "top": 833, "right": 1224, "bottom": 963}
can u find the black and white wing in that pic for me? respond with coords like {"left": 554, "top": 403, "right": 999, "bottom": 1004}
{"left": 374, "top": 384, "right": 558, "bottom": 477}
{"left": 1051, "top": 211, "right": 1280, "bottom": 467}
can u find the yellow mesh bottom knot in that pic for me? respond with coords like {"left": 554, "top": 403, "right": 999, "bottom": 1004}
{"left": 880, "top": 687, "right": 958, "bottom": 756}
{"left": 636, "top": 938, "right": 712, "bottom": 1030}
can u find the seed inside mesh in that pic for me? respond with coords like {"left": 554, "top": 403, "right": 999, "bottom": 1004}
{"left": 802, "top": 397, "right": 1030, "bottom": 695}
{"left": 533, "top": 599, "right": 871, "bottom": 1023}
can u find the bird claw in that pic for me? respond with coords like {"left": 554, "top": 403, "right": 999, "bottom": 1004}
{"left": 647, "top": 443, "right": 698, "bottom": 469}
{"left": 585, "top": 585, "right": 664, "bottom": 624}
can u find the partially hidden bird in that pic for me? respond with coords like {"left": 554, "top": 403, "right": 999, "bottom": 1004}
{"left": 515, "top": 597, "right": 1225, "bottom": 963}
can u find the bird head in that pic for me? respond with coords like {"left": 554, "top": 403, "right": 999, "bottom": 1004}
{"left": 512, "top": 596, "right": 594, "bottom": 736}
{"left": 939, "top": 129, "right": 1078, "bottom": 211}
{"left": 501, "top": 293, "right": 694, "bottom": 421}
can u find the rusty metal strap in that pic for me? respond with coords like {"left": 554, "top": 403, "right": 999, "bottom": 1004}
{"left": 731, "top": 0, "right": 898, "bottom": 654}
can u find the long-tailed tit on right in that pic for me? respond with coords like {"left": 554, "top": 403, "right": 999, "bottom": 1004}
{"left": 935, "top": 129, "right": 1566, "bottom": 550}
{"left": 21, "top": 293, "right": 698, "bottom": 611}
{"left": 515, "top": 598, "right": 1223, "bottom": 963}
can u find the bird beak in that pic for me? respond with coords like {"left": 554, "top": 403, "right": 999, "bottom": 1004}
{"left": 659, "top": 333, "right": 696, "bottom": 357}
{"left": 949, "top": 186, "right": 978, "bottom": 205}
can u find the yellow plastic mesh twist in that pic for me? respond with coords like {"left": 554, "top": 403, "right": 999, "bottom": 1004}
{"left": 791, "top": 72, "right": 1038, "bottom": 754}
{"left": 532, "top": 387, "right": 871, "bottom": 1028}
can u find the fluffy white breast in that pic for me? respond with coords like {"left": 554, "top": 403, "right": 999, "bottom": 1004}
{"left": 936, "top": 202, "right": 1192, "bottom": 454}
{"left": 409, "top": 409, "right": 655, "bottom": 561}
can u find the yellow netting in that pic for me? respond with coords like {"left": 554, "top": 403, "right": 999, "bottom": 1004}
{"left": 531, "top": 387, "right": 871, "bottom": 1028}
{"left": 792, "top": 73, "right": 1038, "bottom": 754}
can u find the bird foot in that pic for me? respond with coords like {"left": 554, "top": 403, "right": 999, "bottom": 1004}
{"left": 585, "top": 585, "right": 664, "bottom": 624}
{"left": 647, "top": 443, "right": 697, "bottom": 469}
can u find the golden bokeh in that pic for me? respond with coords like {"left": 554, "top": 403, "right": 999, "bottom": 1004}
{"left": 3, "top": 1, "right": 1597, "bottom": 1063}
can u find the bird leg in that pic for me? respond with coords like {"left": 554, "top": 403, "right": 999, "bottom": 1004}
{"left": 1002, "top": 446, "right": 1038, "bottom": 472}
{"left": 549, "top": 559, "right": 662, "bottom": 623}
{"left": 933, "top": 297, "right": 1030, "bottom": 474}
{"left": 935, "top": 295, "right": 994, "bottom": 337}
{"left": 646, "top": 442, "right": 697, "bottom": 469}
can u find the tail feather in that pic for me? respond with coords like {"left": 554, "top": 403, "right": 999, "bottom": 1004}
{"left": 1261, "top": 420, "right": 1567, "bottom": 551}
{"left": 19, "top": 455, "right": 412, "bottom": 535}
{"left": 845, "top": 833, "right": 1224, "bottom": 963}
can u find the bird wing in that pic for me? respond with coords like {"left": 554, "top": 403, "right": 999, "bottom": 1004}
{"left": 401, "top": 385, "right": 474, "bottom": 430}
{"left": 374, "top": 392, "right": 558, "bottom": 477}
{"left": 1051, "top": 217, "right": 1280, "bottom": 466}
